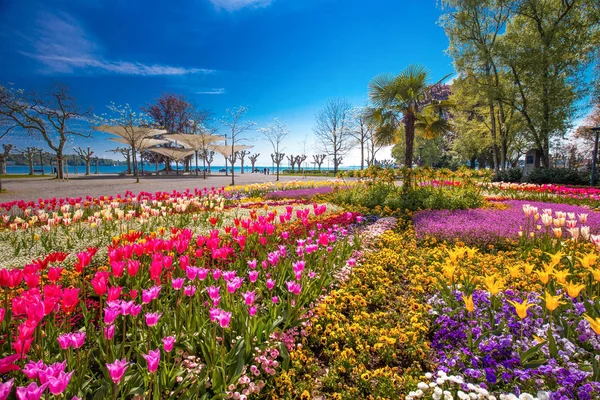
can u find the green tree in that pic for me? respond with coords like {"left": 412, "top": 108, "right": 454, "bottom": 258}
{"left": 368, "top": 64, "right": 451, "bottom": 171}
{"left": 498, "top": 0, "right": 599, "bottom": 168}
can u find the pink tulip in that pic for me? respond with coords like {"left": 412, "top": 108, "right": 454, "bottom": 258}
{"left": 142, "top": 349, "right": 161, "bottom": 374}
{"left": 183, "top": 285, "right": 196, "bottom": 297}
{"left": 162, "top": 336, "right": 175, "bottom": 352}
{"left": 22, "top": 360, "right": 45, "bottom": 379}
{"left": 57, "top": 334, "right": 71, "bottom": 350}
{"left": 0, "top": 378, "right": 14, "bottom": 400}
{"left": 207, "top": 286, "right": 220, "bottom": 300}
{"left": 272, "top": 296, "right": 279, "bottom": 304}
{"left": 110, "top": 261, "right": 125, "bottom": 278}
{"left": 248, "top": 270, "right": 259, "bottom": 283}
{"left": 211, "top": 269, "right": 221, "bottom": 280}
{"left": 144, "top": 312, "right": 162, "bottom": 327}
{"left": 106, "top": 358, "right": 129, "bottom": 384}
{"left": 103, "top": 307, "right": 120, "bottom": 325}
{"left": 126, "top": 260, "right": 139, "bottom": 277}
{"left": 171, "top": 278, "right": 184, "bottom": 290}
{"left": 16, "top": 382, "right": 49, "bottom": 400}
{"left": 266, "top": 279, "right": 276, "bottom": 290}
{"left": 71, "top": 332, "right": 86, "bottom": 349}
{"left": 0, "top": 308, "right": 4, "bottom": 324}
{"left": 197, "top": 268, "right": 209, "bottom": 281}
{"left": 249, "top": 306, "right": 257, "bottom": 316}
{"left": 247, "top": 259, "right": 257, "bottom": 269}
{"left": 242, "top": 291, "right": 256, "bottom": 306}
{"left": 46, "top": 370, "right": 74, "bottom": 395}
{"left": 103, "top": 325, "right": 115, "bottom": 340}
{"left": 216, "top": 310, "right": 232, "bottom": 328}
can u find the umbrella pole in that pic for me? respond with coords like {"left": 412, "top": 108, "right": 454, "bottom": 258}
{"left": 195, "top": 151, "right": 199, "bottom": 177}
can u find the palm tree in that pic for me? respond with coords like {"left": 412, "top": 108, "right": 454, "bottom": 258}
{"left": 368, "top": 64, "right": 451, "bottom": 170}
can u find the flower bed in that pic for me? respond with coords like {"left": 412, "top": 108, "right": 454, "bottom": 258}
{"left": 413, "top": 200, "right": 600, "bottom": 248}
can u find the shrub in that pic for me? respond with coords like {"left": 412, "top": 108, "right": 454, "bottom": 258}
{"left": 493, "top": 168, "right": 522, "bottom": 183}
{"left": 526, "top": 167, "right": 592, "bottom": 185}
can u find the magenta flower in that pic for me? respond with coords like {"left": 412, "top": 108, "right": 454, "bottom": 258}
{"left": 107, "top": 286, "right": 122, "bottom": 302}
{"left": 207, "top": 285, "right": 220, "bottom": 300}
{"left": 103, "top": 325, "right": 115, "bottom": 340}
{"left": 286, "top": 281, "right": 302, "bottom": 295}
{"left": 22, "top": 360, "right": 45, "bottom": 379}
{"left": 186, "top": 266, "right": 198, "bottom": 280}
{"left": 142, "top": 286, "right": 161, "bottom": 304}
{"left": 16, "top": 382, "right": 49, "bottom": 400}
{"left": 171, "top": 278, "right": 185, "bottom": 290}
{"left": 144, "top": 312, "right": 162, "bottom": 327}
{"left": 209, "top": 307, "right": 220, "bottom": 322}
{"left": 249, "top": 306, "right": 257, "bottom": 316}
{"left": 266, "top": 278, "right": 276, "bottom": 290}
{"left": 103, "top": 306, "right": 120, "bottom": 325}
{"left": 162, "top": 336, "right": 175, "bottom": 353}
{"left": 216, "top": 310, "right": 232, "bottom": 328}
{"left": 142, "top": 349, "right": 160, "bottom": 374}
{"left": 196, "top": 268, "right": 209, "bottom": 281}
{"left": 71, "top": 332, "right": 86, "bottom": 349}
{"left": 248, "top": 270, "right": 259, "bottom": 283}
{"left": 272, "top": 296, "right": 279, "bottom": 304}
{"left": 0, "top": 378, "right": 14, "bottom": 400}
{"left": 47, "top": 370, "right": 74, "bottom": 395}
{"left": 106, "top": 358, "right": 129, "bottom": 384}
{"left": 247, "top": 259, "right": 257, "bottom": 269}
{"left": 211, "top": 269, "right": 221, "bottom": 280}
{"left": 242, "top": 291, "right": 256, "bottom": 306}
{"left": 183, "top": 285, "right": 196, "bottom": 297}
{"left": 57, "top": 334, "right": 71, "bottom": 350}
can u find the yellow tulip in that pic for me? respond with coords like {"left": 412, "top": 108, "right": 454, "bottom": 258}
{"left": 465, "top": 247, "right": 478, "bottom": 259}
{"left": 537, "top": 270, "right": 552, "bottom": 285}
{"left": 507, "top": 298, "right": 535, "bottom": 319}
{"left": 507, "top": 265, "right": 521, "bottom": 279}
{"left": 533, "top": 335, "right": 545, "bottom": 344}
{"left": 483, "top": 275, "right": 504, "bottom": 295}
{"left": 523, "top": 263, "right": 535, "bottom": 275}
{"left": 583, "top": 314, "right": 600, "bottom": 335}
{"left": 547, "top": 251, "right": 565, "bottom": 268}
{"left": 542, "top": 291, "right": 565, "bottom": 312}
{"left": 462, "top": 294, "right": 474, "bottom": 313}
{"left": 553, "top": 269, "right": 570, "bottom": 284}
{"left": 579, "top": 252, "right": 598, "bottom": 269}
{"left": 589, "top": 268, "right": 600, "bottom": 283}
{"left": 442, "top": 263, "right": 457, "bottom": 281}
{"left": 561, "top": 281, "right": 586, "bottom": 298}
{"left": 542, "top": 262, "right": 555, "bottom": 275}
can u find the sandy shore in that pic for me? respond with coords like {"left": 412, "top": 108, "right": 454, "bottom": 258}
{"left": 0, "top": 173, "right": 336, "bottom": 202}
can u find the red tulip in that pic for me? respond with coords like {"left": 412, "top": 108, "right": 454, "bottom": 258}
{"left": 60, "top": 288, "right": 80, "bottom": 314}
{"left": 47, "top": 267, "right": 63, "bottom": 282}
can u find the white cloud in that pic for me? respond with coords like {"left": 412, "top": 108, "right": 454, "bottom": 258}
{"left": 20, "top": 11, "right": 212, "bottom": 76}
{"left": 209, "top": 0, "right": 273, "bottom": 11}
{"left": 196, "top": 88, "right": 226, "bottom": 95}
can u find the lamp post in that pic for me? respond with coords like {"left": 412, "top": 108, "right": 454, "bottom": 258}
{"left": 591, "top": 127, "right": 600, "bottom": 187}
{"left": 38, "top": 149, "right": 45, "bottom": 176}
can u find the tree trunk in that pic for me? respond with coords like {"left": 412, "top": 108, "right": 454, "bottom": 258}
{"left": 0, "top": 159, "right": 7, "bottom": 175}
{"left": 241, "top": 158, "right": 245, "bottom": 174}
{"left": 132, "top": 146, "right": 139, "bottom": 183}
{"left": 126, "top": 154, "right": 132, "bottom": 175}
{"left": 276, "top": 162, "right": 280, "bottom": 181}
{"left": 28, "top": 157, "right": 34, "bottom": 175}
{"left": 404, "top": 112, "right": 416, "bottom": 169}
{"left": 469, "top": 157, "right": 476, "bottom": 169}
{"left": 56, "top": 154, "right": 64, "bottom": 180}
{"left": 360, "top": 141, "right": 365, "bottom": 170}
{"left": 85, "top": 160, "right": 91, "bottom": 175}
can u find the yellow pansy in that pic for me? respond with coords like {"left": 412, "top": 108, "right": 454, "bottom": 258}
{"left": 507, "top": 265, "right": 521, "bottom": 279}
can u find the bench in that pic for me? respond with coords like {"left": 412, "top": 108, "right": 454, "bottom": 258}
{"left": 33, "top": 169, "right": 44, "bottom": 174}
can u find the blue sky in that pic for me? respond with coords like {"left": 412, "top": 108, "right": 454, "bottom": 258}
{"left": 0, "top": 0, "right": 453, "bottom": 166}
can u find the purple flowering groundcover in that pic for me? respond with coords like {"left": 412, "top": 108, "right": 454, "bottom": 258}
{"left": 265, "top": 187, "right": 334, "bottom": 200}
{"left": 413, "top": 200, "right": 600, "bottom": 246}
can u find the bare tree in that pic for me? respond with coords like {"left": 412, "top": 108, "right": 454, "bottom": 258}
{"left": 202, "top": 150, "right": 215, "bottom": 173}
{"left": 74, "top": 146, "right": 94, "bottom": 175}
{"left": 108, "top": 147, "right": 132, "bottom": 174}
{"left": 366, "top": 128, "right": 385, "bottom": 167}
{"left": 350, "top": 106, "right": 376, "bottom": 170}
{"left": 286, "top": 155, "right": 296, "bottom": 173}
{"left": 238, "top": 150, "right": 250, "bottom": 174}
{"left": 312, "top": 154, "right": 326, "bottom": 172}
{"left": 15, "top": 146, "right": 39, "bottom": 175}
{"left": 0, "top": 144, "right": 13, "bottom": 175}
{"left": 294, "top": 154, "right": 307, "bottom": 172}
{"left": 221, "top": 106, "right": 255, "bottom": 185}
{"left": 249, "top": 153, "right": 260, "bottom": 173}
{"left": 271, "top": 153, "right": 285, "bottom": 177}
{"left": 314, "top": 98, "right": 354, "bottom": 174}
{"left": 0, "top": 83, "right": 91, "bottom": 179}
{"left": 261, "top": 118, "right": 290, "bottom": 181}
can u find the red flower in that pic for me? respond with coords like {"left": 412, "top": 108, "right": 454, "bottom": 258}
{"left": 60, "top": 288, "right": 80, "bottom": 314}
{"left": 0, "top": 354, "right": 21, "bottom": 374}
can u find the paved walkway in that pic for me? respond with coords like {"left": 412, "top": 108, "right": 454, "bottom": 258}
{"left": 0, "top": 173, "right": 335, "bottom": 202}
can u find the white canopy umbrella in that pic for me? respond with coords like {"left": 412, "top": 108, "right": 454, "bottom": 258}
{"left": 147, "top": 147, "right": 195, "bottom": 176}
{"left": 94, "top": 125, "right": 167, "bottom": 182}
{"left": 164, "top": 133, "right": 225, "bottom": 178}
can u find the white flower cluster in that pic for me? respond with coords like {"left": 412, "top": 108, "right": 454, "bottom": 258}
{"left": 406, "top": 371, "right": 549, "bottom": 400}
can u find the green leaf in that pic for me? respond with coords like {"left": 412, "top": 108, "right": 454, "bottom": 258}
{"left": 520, "top": 341, "right": 546, "bottom": 364}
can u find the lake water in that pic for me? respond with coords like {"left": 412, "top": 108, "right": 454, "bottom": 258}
{"left": 6, "top": 164, "right": 364, "bottom": 175}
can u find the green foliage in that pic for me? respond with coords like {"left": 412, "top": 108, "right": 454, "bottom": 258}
{"left": 493, "top": 168, "right": 522, "bottom": 183}
{"left": 526, "top": 168, "right": 595, "bottom": 186}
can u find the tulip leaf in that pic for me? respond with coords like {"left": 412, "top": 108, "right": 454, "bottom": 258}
{"left": 520, "top": 342, "right": 546, "bottom": 364}
{"left": 279, "top": 341, "right": 291, "bottom": 370}
{"left": 523, "top": 359, "right": 547, "bottom": 369}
